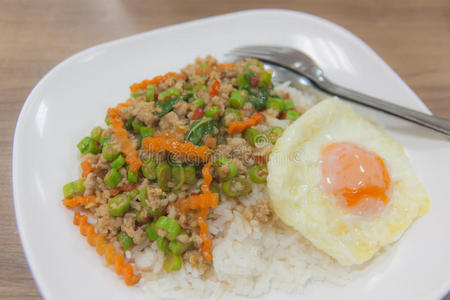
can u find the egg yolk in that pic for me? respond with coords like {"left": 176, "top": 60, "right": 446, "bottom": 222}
{"left": 321, "top": 142, "right": 391, "bottom": 215}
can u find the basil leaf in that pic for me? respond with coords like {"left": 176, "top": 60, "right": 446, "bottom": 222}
{"left": 155, "top": 97, "right": 181, "bottom": 118}
{"left": 182, "top": 93, "right": 194, "bottom": 101}
{"left": 185, "top": 117, "right": 219, "bottom": 145}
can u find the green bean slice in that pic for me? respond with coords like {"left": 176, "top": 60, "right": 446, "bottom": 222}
{"left": 249, "top": 164, "right": 268, "bottom": 183}
{"left": 221, "top": 176, "right": 252, "bottom": 197}
{"left": 156, "top": 162, "right": 171, "bottom": 191}
{"left": 108, "top": 193, "right": 130, "bottom": 216}
{"left": 141, "top": 158, "right": 157, "bottom": 180}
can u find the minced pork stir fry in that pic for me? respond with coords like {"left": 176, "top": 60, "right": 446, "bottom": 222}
{"left": 62, "top": 56, "right": 302, "bottom": 285}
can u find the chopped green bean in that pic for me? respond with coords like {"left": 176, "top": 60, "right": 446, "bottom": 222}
{"left": 77, "top": 137, "right": 99, "bottom": 155}
{"left": 163, "top": 252, "right": 182, "bottom": 272}
{"left": 157, "top": 236, "right": 169, "bottom": 253}
{"left": 104, "top": 168, "right": 122, "bottom": 188}
{"left": 283, "top": 99, "right": 295, "bottom": 110}
{"left": 108, "top": 193, "right": 130, "bottom": 216}
{"left": 99, "top": 135, "right": 110, "bottom": 148}
{"left": 62, "top": 179, "right": 85, "bottom": 198}
{"left": 183, "top": 166, "right": 197, "bottom": 185}
{"left": 193, "top": 83, "right": 205, "bottom": 93}
{"left": 168, "top": 240, "right": 193, "bottom": 255}
{"left": 127, "top": 189, "right": 139, "bottom": 200}
{"left": 214, "top": 157, "right": 237, "bottom": 180}
{"left": 117, "top": 232, "right": 133, "bottom": 250}
{"left": 146, "top": 84, "right": 156, "bottom": 102}
{"left": 110, "top": 155, "right": 125, "bottom": 169}
{"left": 127, "top": 166, "right": 138, "bottom": 183}
{"left": 258, "top": 71, "right": 272, "bottom": 88}
{"left": 171, "top": 165, "right": 185, "bottom": 191}
{"left": 286, "top": 110, "right": 299, "bottom": 121}
{"left": 139, "top": 188, "right": 166, "bottom": 216}
{"left": 142, "top": 158, "right": 157, "bottom": 180}
{"left": 205, "top": 106, "right": 220, "bottom": 118}
{"left": 221, "top": 177, "right": 252, "bottom": 197}
{"left": 249, "top": 164, "right": 268, "bottom": 183}
{"left": 140, "top": 126, "right": 155, "bottom": 141}
{"left": 264, "top": 126, "right": 284, "bottom": 144}
{"left": 102, "top": 143, "right": 120, "bottom": 161}
{"left": 155, "top": 216, "right": 181, "bottom": 241}
{"left": 192, "top": 98, "right": 205, "bottom": 108}
{"left": 145, "top": 222, "right": 159, "bottom": 241}
{"left": 156, "top": 162, "right": 171, "bottom": 191}
{"left": 230, "top": 90, "right": 248, "bottom": 109}
{"left": 266, "top": 98, "right": 285, "bottom": 113}
{"left": 131, "top": 118, "right": 144, "bottom": 133}
{"left": 160, "top": 88, "right": 181, "bottom": 101}
{"left": 135, "top": 208, "right": 149, "bottom": 223}
{"left": 90, "top": 127, "right": 103, "bottom": 142}
{"left": 244, "top": 128, "right": 259, "bottom": 147}
{"left": 131, "top": 92, "right": 142, "bottom": 99}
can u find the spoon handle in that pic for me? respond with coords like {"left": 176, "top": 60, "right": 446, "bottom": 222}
{"left": 314, "top": 78, "right": 450, "bottom": 136}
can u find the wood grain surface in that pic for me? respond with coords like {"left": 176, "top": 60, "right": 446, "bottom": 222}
{"left": 1, "top": 0, "right": 449, "bottom": 299}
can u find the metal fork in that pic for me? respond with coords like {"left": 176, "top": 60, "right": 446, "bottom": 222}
{"left": 227, "top": 45, "right": 450, "bottom": 136}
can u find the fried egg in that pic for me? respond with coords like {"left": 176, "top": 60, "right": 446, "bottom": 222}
{"left": 267, "top": 97, "right": 430, "bottom": 265}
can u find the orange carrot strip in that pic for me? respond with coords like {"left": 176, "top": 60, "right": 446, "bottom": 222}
{"left": 178, "top": 193, "right": 219, "bottom": 213}
{"left": 62, "top": 195, "right": 96, "bottom": 208}
{"left": 129, "top": 72, "right": 186, "bottom": 93}
{"left": 80, "top": 160, "right": 92, "bottom": 178}
{"left": 209, "top": 80, "right": 220, "bottom": 97}
{"left": 176, "top": 163, "right": 216, "bottom": 261}
{"left": 198, "top": 207, "right": 212, "bottom": 261}
{"left": 141, "top": 137, "right": 211, "bottom": 161}
{"left": 227, "top": 111, "right": 265, "bottom": 134}
{"left": 216, "top": 63, "right": 235, "bottom": 73}
{"left": 71, "top": 212, "right": 141, "bottom": 286}
{"left": 110, "top": 118, "right": 142, "bottom": 172}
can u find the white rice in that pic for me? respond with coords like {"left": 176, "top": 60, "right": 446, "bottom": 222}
{"left": 133, "top": 85, "right": 357, "bottom": 299}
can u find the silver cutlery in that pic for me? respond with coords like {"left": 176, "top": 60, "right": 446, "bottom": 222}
{"left": 227, "top": 45, "right": 450, "bottom": 136}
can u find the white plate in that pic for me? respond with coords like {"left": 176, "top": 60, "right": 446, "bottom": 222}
{"left": 13, "top": 9, "right": 450, "bottom": 300}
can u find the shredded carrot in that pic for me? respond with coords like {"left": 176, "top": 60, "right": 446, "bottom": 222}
{"left": 176, "top": 162, "right": 217, "bottom": 260}
{"left": 209, "top": 80, "right": 220, "bottom": 97}
{"left": 73, "top": 212, "right": 141, "bottom": 286}
{"left": 62, "top": 195, "right": 96, "bottom": 207}
{"left": 110, "top": 118, "right": 142, "bottom": 172}
{"left": 177, "top": 193, "right": 219, "bottom": 213}
{"left": 227, "top": 111, "right": 265, "bottom": 134}
{"left": 80, "top": 160, "right": 92, "bottom": 178}
{"left": 129, "top": 72, "right": 186, "bottom": 93}
{"left": 107, "top": 100, "right": 132, "bottom": 119}
{"left": 216, "top": 63, "right": 235, "bottom": 73}
{"left": 198, "top": 208, "right": 212, "bottom": 260}
{"left": 141, "top": 137, "right": 211, "bottom": 162}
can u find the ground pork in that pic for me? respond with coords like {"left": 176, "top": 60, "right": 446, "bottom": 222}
{"left": 159, "top": 111, "right": 187, "bottom": 140}
{"left": 243, "top": 198, "right": 273, "bottom": 224}
{"left": 121, "top": 212, "right": 147, "bottom": 245}
{"left": 95, "top": 204, "right": 123, "bottom": 239}
{"left": 228, "top": 137, "right": 254, "bottom": 166}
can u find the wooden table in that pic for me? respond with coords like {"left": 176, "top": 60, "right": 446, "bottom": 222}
{"left": 1, "top": 0, "right": 449, "bottom": 298}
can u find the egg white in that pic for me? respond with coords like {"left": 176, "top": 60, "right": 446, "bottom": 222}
{"left": 267, "top": 97, "right": 430, "bottom": 265}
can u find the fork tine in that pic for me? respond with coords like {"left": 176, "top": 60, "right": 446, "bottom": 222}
{"left": 234, "top": 45, "right": 290, "bottom": 55}
{"left": 231, "top": 48, "right": 271, "bottom": 57}
{"left": 227, "top": 49, "right": 274, "bottom": 61}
